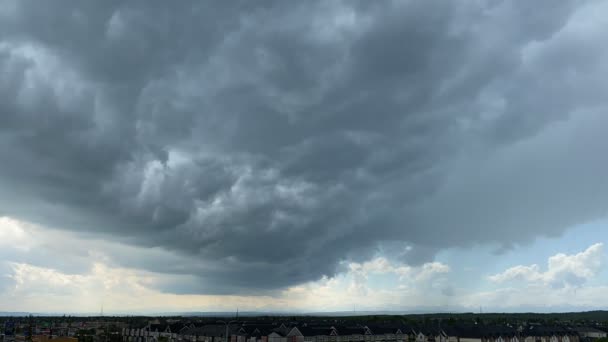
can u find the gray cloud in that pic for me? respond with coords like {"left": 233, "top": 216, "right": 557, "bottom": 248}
{"left": 1, "top": 0, "right": 607, "bottom": 294}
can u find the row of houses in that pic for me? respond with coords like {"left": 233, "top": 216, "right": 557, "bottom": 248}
{"left": 122, "top": 322, "right": 608, "bottom": 342}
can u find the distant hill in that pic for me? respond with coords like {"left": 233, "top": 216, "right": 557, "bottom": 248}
{"left": 0, "top": 312, "right": 31, "bottom": 317}
{"left": 399, "top": 310, "right": 608, "bottom": 322}
{"left": 0, "top": 310, "right": 606, "bottom": 322}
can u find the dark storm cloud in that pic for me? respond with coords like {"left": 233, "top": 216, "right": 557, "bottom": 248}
{"left": 1, "top": 0, "right": 607, "bottom": 294}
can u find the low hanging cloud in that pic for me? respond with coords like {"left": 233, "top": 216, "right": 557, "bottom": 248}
{"left": 1, "top": 0, "right": 608, "bottom": 295}
{"left": 488, "top": 243, "right": 605, "bottom": 288}
{"left": 0, "top": 228, "right": 453, "bottom": 313}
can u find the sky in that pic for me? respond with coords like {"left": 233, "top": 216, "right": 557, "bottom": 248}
{"left": 0, "top": 0, "right": 607, "bottom": 314}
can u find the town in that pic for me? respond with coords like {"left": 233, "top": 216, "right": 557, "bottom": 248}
{"left": 2, "top": 312, "right": 608, "bottom": 342}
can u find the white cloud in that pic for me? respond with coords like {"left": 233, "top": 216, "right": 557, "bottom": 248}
{"left": 1, "top": 215, "right": 606, "bottom": 313}
{"left": 1, "top": 257, "right": 293, "bottom": 314}
{"left": 281, "top": 259, "right": 452, "bottom": 312}
{"left": 457, "top": 243, "right": 608, "bottom": 311}
{"left": 489, "top": 243, "right": 605, "bottom": 287}
{"left": 0, "top": 223, "right": 453, "bottom": 313}
{"left": 0, "top": 258, "right": 452, "bottom": 314}
{"left": 348, "top": 257, "right": 449, "bottom": 279}
{"left": 0, "top": 216, "right": 35, "bottom": 251}
{"left": 338, "top": 257, "right": 451, "bottom": 306}
{"left": 488, "top": 264, "right": 543, "bottom": 283}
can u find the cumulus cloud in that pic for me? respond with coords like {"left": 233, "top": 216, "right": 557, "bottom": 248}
{"left": 444, "top": 243, "right": 608, "bottom": 311}
{"left": 346, "top": 257, "right": 450, "bottom": 296}
{"left": 489, "top": 243, "right": 605, "bottom": 287}
{"left": 0, "top": 217, "right": 31, "bottom": 251}
{"left": 1, "top": 261, "right": 266, "bottom": 314}
{"left": 1, "top": 0, "right": 608, "bottom": 295}
{"left": 0, "top": 257, "right": 452, "bottom": 314}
